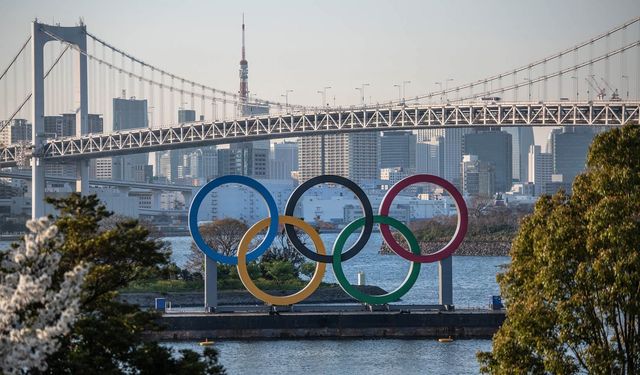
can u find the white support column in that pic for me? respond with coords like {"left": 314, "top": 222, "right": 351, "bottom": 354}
{"left": 74, "top": 24, "right": 89, "bottom": 195}
{"left": 204, "top": 255, "right": 218, "bottom": 311}
{"left": 30, "top": 21, "right": 89, "bottom": 212}
{"left": 75, "top": 160, "right": 89, "bottom": 193}
{"left": 31, "top": 22, "right": 46, "bottom": 219}
{"left": 438, "top": 256, "right": 453, "bottom": 308}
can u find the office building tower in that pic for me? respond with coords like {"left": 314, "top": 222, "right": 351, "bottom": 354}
{"left": 417, "top": 128, "right": 471, "bottom": 188}
{"left": 44, "top": 113, "right": 103, "bottom": 138}
{"left": 380, "top": 131, "right": 416, "bottom": 170}
{"left": 274, "top": 141, "right": 298, "bottom": 170}
{"left": 298, "top": 133, "right": 380, "bottom": 185}
{"left": 528, "top": 145, "right": 553, "bottom": 196}
{"left": 549, "top": 126, "right": 596, "bottom": 184}
{"left": 178, "top": 109, "right": 196, "bottom": 123}
{"left": 270, "top": 141, "right": 298, "bottom": 180}
{"left": 113, "top": 97, "right": 148, "bottom": 131}
{"left": 0, "top": 119, "right": 31, "bottom": 146}
{"left": 503, "top": 127, "right": 534, "bottom": 182}
{"left": 94, "top": 158, "right": 115, "bottom": 180}
{"left": 416, "top": 136, "right": 444, "bottom": 176}
{"left": 111, "top": 97, "right": 149, "bottom": 181}
{"left": 461, "top": 155, "right": 496, "bottom": 197}
{"left": 217, "top": 141, "right": 269, "bottom": 178}
{"left": 463, "top": 129, "right": 512, "bottom": 193}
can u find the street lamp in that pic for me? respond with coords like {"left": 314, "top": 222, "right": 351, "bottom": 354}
{"left": 523, "top": 78, "right": 532, "bottom": 101}
{"left": 318, "top": 86, "right": 331, "bottom": 107}
{"left": 435, "top": 81, "right": 443, "bottom": 102}
{"left": 281, "top": 89, "right": 293, "bottom": 110}
{"left": 402, "top": 80, "right": 411, "bottom": 102}
{"left": 393, "top": 84, "right": 401, "bottom": 102}
{"left": 445, "top": 78, "right": 454, "bottom": 101}
{"left": 355, "top": 83, "right": 370, "bottom": 105}
{"left": 571, "top": 76, "right": 579, "bottom": 101}
{"left": 622, "top": 75, "right": 630, "bottom": 99}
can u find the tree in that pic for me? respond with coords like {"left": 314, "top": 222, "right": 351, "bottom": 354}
{"left": 478, "top": 124, "right": 640, "bottom": 374}
{"left": 262, "top": 260, "right": 297, "bottom": 286}
{"left": 0, "top": 218, "right": 88, "bottom": 375}
{"left": 40, "top": 194, "right": 226, "bottom": 374}
{"left": 259, "top": 229, "right": 309, "bottom": 270}
{"left": 186, "top": 218, "right": 248, "bottom": 274}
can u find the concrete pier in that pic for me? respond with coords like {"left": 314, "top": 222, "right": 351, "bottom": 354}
{"left": 150, "top": 309, "right": 505, "bottom": 341}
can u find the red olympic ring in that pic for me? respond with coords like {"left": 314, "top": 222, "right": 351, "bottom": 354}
{"left": 378, "top": 174, "right": 468, "bottom": 263}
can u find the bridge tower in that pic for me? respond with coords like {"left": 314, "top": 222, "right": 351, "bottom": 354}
{"left": 31, "top": 20, "right": 89, "bottom": 218}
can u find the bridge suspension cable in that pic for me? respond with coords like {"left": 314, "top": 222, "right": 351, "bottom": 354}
{"left": 0, "top": 36, "right": 31, "bottom": 83}
{"left": 0, "top": 44, "right": 70, "bottom": 134}
{"left": 452, "top": 40, "right": 640, "bottom": 102}
{"left": 385, "top": 16, "right": 640, "bottom": 106}
{"left": 83, "top": 30, "right": 301, "bottom": 111}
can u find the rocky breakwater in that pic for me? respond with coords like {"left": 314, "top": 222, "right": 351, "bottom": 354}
{"left": 381, "top": 239, "right": 511, "bottom": 257}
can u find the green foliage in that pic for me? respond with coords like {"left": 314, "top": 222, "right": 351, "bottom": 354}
{"left": 299, "top": 262, "right": 316, "bottom": 279}
{"left": 262, "top": 260, "right": 297, "bottom": 286}
{"left": 39, "top": 193, "right": 225, "bottom": 375}
{"left": 478, "top": 124, "right": 640, "bottom": 374}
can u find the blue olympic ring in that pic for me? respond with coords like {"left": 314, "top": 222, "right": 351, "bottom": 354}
{"left": 188, "top": 175, "right": 280, "bottom": 265}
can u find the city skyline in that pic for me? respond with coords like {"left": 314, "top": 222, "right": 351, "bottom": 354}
{"left": 1, "top": 0, "right": 639, "bottom": 144}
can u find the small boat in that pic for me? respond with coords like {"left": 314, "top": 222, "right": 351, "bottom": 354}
{"left": 438, "top": 337, "right": 454, "bottom": 343}
{"left": 199, "top": 338, "right": 215, "bottom": 346}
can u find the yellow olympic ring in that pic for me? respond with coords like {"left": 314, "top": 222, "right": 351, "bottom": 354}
{"left": 236, "top": 215, "right": 326, "bottom": 306}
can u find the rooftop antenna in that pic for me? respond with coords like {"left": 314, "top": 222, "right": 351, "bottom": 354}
{"left": 241, "top": 13, "right": 246, "bottom": 62}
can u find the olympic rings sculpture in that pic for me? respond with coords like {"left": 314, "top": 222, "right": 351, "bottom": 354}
{"left": 189, "top": 174, "right": 468, "bottom": 306}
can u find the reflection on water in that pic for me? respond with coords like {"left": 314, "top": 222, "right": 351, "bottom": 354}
{"left": 166, "top": 339, "right": 491, "bottom": 375}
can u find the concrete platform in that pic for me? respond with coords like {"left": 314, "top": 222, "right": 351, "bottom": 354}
{"left": 150, "top": 308, "right": 505, "bottom": 341}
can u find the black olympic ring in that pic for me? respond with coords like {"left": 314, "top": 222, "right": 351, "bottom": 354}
{"left": 284, "top": 175, "right": 374, "bottom": 263}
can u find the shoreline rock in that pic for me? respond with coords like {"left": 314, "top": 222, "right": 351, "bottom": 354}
{"left": 381, "top": 240, "right": 511, "bottom": 257}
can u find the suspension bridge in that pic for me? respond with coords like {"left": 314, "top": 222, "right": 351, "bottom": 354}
{"left": 0, "top": 18, "right": 639, "bottom": 218}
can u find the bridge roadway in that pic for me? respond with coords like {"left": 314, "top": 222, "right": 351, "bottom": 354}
{"left": 0, "top": 100, "right": 637, "bottom": 168}
{"left": 0, "top": 171, "right": 194, "bottom": 192}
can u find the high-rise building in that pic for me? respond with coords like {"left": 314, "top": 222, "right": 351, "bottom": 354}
{"left": 216, "top": 142, "right": 269, "bottom": 178}
{"left": 160, "top": 109, "right": 198, "bottom": 182}
{"left": 380, "top": 131, "right": 416, "bottom": 170}
{"left": 0, "top": 119, "right": 31, "bottom": 146}
{"left": 45, "top": 113, "right": 103, "bottom": 138}
{"left": 274, "top": 141, "right": 298, "bottom": 171}
{"left": 417, "top": 128, "right": 471, "bottom": 188}
{"left": 549, "top": 127, "right": 596, "bottom": 184}
{"left": 113, "top": 97, "right": 148, "bottom": 131}
{"left": 298, "top": 133, "right": 380, "bottom": 185}
{"left": 528, "top": 145, "right": 553, "bottom": 196}
{"left": 463, "top": 129, "right": 512, "bottom": 193}
{"left": 94, "top": 158, "right": 115, "bottom": 180}
{"left": 503, "top": 127, "right": 534, "bottom": 182}
{"left": 88, "top": 114, "right": 104, "bottom": 133}
{"left": 44, "top": 115, "right": 73, "bottom": 137}
{"left": 112, "top": 97, "right": 149, "bottom": 181}
{"left": 461, "top": 155, "right": 495, "bottom": 197}
{"left": 270, "top": 141, "right": 298, "bottom": 180}
{"left": 416, "top": 136, "right": 444, "bottom": 176}
{"left": 178, "top": 109, "right": 196, "bottom": 123}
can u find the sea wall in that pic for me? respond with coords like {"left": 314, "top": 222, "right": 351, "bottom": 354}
{"left": 148, "top": 310, "right": 505, "bottom": 340}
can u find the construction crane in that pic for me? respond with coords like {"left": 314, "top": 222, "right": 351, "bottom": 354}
{"left": 585, "top": 76, "right": 607, "bottom": 100}
{"left": 600, "top": 78, "right": 621, "bottom": 101}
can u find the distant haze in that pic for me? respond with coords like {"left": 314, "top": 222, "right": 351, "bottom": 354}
{"left": 1, "top": 0, "right": 638, "bottom": 144}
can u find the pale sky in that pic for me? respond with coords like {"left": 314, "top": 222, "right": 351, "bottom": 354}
{"left": 1, "top": 0, "right": 639, "bottom": 144}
